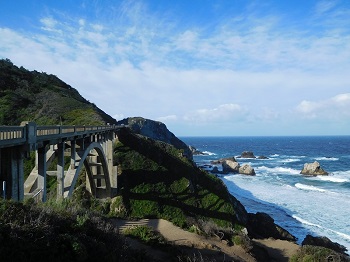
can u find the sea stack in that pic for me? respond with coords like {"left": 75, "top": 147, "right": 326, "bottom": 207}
{"left": 300, "top": 161, "right": 328, "bottom": 176}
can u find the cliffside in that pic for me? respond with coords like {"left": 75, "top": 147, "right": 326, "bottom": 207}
{"left": 117, "top": 117, "right": 193, "bottom": 160}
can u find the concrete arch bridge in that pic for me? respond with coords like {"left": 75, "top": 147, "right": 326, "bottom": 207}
{"left": 0, "top": 122, "right": 122, "bottom": 202}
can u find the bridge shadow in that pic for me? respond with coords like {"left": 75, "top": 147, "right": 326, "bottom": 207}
{"left": 115, "top": 128, "right": 241, "bottom": 226}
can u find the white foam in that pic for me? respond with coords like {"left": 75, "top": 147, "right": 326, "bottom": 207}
{"left": 279, "top": 158, "right": 300, "bottom": 163}
{"left": 313, "top": 176, "right": 348, "bottom": 183}
{"left": 293, "top": 215, "right": 322, "bottom": 228}
{"left": 202, "top": 151, "right": 216, "bottom": 156}
{"left": 295, "top": 183, "right": 327, "bottom": 193}
{"left": 293, "top": 215, "right": 350, "bottom": 243}
{"left": 315, "top": 157, "right": 339, "bottom": 161}
{"left": 257, "top": 166, "right": 300, "bottom": 175}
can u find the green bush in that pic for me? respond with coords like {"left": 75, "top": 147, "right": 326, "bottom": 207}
{"left": 290, "top": 245, "right": 349, "bottom": 262}
{"left": 124, "top": 225, "right": 167, "bottom": 247}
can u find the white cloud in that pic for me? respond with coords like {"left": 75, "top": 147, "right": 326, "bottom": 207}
{"left": 183, "top": 104, "right": 248, "bottom": 123}
{"left": 314, "top": 1, "right": 337, "bottom": 16}
{"left": 1, "top": 1, "right": 350, "bottom": 135}
{"left": 296, "top": 93, "right": 350, "bottom": 120}
{"left": 157, "top": 115, "right": 178, "bottom": 122}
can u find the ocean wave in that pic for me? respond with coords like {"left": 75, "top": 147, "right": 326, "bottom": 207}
{"left": 292, "top": 215, "right": 322, "bottom": 228}
{"left": 279, "top": 158, "right": 301, "bottom": 163}
{"left": 202, "top": 151, "right": 216, "bottom": 156}
{"left": 311, "top": 176, "right": 349, "bottom": 183}
{"left": 257, "top": 166, "right": 300, "bottom": 175}
{"left": 295, "top": 183, "right": 327, "bottom": 193}
{"left": 293, "top": 215, "right": 350, "bottom": 242}
{"left": 315, "top": 157, "right": 339, "bottom": 161}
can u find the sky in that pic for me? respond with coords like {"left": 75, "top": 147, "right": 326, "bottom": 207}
{"left": 1, "top": 0, "right": 350, "bottom": 136}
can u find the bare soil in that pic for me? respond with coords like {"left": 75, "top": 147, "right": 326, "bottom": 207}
{"left": 112, "top": 218, "right": 300, "bottom": 261}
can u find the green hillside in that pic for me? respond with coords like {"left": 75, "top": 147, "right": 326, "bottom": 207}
{"left": 112, "top": 127, "right": 248, "bottom": 232}
{"left": 0, "top": 59, "right": 116, "bottom": 126}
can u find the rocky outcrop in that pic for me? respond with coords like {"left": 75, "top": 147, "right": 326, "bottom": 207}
{"left": 239, "top": 164, "right": 256, "bottom": 176}
{"left": 188, "top": 145, "right": 207, "bottom": 156}
{"left": 300, "top": 161, "right": 328, "bottom": 176}
{"left": 117, "top": 117, "right": 193, "bottom": 160}
{"left": 302, "top": 235, "right": 348, "bottom": 255}
{"left": 247, "top": 212, "right": 296, "bottom": 242}
{"left": 222, "top": 159, "right": 240, "bottom": 173}
{"left": 238, "top": 151, "right": 256, "bottom": 158}
{"left": 211, "top": 157, "right": 236, "bottom": 165}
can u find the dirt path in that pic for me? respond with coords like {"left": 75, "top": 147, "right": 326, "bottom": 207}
{"left": 112, "top": 218, "right": 299, "bottom": 261}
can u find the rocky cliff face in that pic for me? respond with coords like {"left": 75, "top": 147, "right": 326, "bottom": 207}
{"left": 117, "top": 117, "right": 193, "bottom": 160}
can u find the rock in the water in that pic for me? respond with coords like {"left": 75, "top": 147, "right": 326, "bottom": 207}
{"left": 211, "top": 157, "right": 236, "bottom": 165}
{"left": 257, "top": 155, "right": 269, "bottom": 159}
{"left": 300, "top": 161, "right": 328, "bottom": 176}
{"left": 188, "top": 145, "right": 207, "bottom": 155}
{"left": 302, "top": 234, "right": 348, "bottom": 255}
{"left": 239, "top": 151, "right": 256, "bottom": 158}
{"left": 222, "top": 159, "right": 240, "bottom": 173}
{"left": 239, "top": 164, "right": 256, "bottom": 176}
{"left": 247, "top": 212, "right": 296, "bottom": 241}
{"left": 211, "top": 166, "right": 219, "bottom": 173}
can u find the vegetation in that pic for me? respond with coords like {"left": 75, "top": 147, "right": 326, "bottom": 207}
{"left": 111, "top": 127, "right": 247, "bottom": 241}
{"left": 0, "top": 198, "right": 155, "bottom": 262}
{"left": 123, "top": 225, "right": 168, "bottom": 247}
{"left": 0, "top": 58, "right": 116, "bottom": 126}
{"left": 291, "top": 245, "right": 350, "bottom": 262}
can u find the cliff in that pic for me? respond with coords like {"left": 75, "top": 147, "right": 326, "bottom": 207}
{"left": 117, "top": 117, "right": 193, "bottom": 159}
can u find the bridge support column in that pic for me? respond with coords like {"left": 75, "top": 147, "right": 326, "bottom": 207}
{"left": 70, "top": 140, "right": 76, "bottom": 169}
{"left": 106, "top": 132, "right": 117, "bottom": 196}
{"left": 0, "top": 147, "right": 24, "bottom": 201}
{"left": 57, "top": 142, "right": 65, "bottom": 198}
{"left": 37, "top": 146, "right": 47, "bottom": 202}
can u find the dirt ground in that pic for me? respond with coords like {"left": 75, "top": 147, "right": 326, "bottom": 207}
{"left": 112, "top": 218, "right": 300, "bottom": 261}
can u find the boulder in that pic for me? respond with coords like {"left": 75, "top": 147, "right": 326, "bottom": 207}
{"left": 239, "top": 164, "right": 256, "bottom": 176}
{"left": 247, "top": 212, "right": 296, "bottom": 241}
{"left": 300, "top": 161, "right": 328, "bottom": 176}
{"left": 211, "top": 157, "right": 236, "bottom": 165}
{"left": 302, "top": 234, "right": 348, "bottom": 255}
{"left": 238, "top": 151, "right": 256, "bottom": 158}
{"left": 222, "top": 159, "right": 240, "bottom": 173}
{"left": 211, "top": 166, "right": 219, "bottom": 173}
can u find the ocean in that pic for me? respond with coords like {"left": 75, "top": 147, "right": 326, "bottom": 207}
{"left": 181, "top": 136, "right": 350, "bottom": 252}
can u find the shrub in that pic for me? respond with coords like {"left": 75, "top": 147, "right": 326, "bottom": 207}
{"left": 124, "top": 225, "right": 167, "bottom": 247}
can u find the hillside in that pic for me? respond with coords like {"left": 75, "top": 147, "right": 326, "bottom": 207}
{"left": 0, "top": 59, "right": 116, "bottom": 126}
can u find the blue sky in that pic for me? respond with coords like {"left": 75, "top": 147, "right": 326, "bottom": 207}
{"left": 1, "top": 0, "right": 350, "bottom": 136}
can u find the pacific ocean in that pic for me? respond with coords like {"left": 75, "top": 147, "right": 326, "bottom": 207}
{"left": 181, "top": 136, "right": 350, "bottom": 252}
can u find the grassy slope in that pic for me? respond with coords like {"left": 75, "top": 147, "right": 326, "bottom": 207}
{"left": 0, "top": 59, "right": 116, "bottom": 126}
{"left": 111, "top": 127, "right": 248, "bottom": 236}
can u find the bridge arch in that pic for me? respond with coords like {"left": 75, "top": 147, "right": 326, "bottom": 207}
{"left": 65, "top": 142, "right": 111, "bottom": 198}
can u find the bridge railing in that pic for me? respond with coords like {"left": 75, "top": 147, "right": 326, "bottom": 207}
{"left": 0, "top": 126, "right": 26, "bottom": 147}
{"left": 0, "top": 123, "right": 120, "bottom": 149}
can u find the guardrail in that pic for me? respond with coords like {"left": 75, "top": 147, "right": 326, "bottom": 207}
{"left": 0, "top": 123, "right": 121, "bottom": 149}
{"left": 0, "top": 126, "right": 26, "bottom": 147}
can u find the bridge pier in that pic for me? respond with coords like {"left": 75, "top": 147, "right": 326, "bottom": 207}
{"left": 0, "top": 146, "right": 24, "bottom": 201}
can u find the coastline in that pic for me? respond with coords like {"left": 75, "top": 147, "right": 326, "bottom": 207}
{"left": 182, "top": 136, "right": 350, "bottom": 254}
